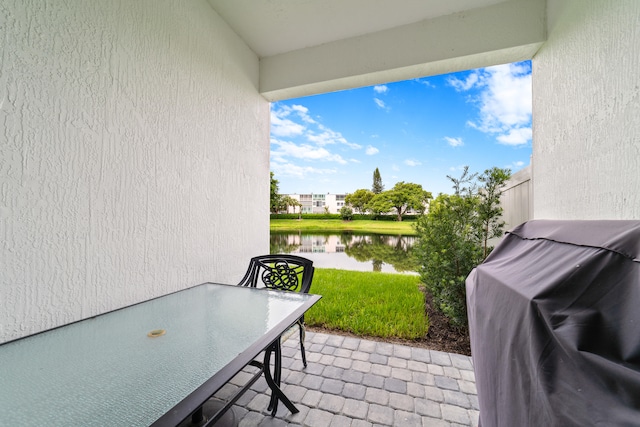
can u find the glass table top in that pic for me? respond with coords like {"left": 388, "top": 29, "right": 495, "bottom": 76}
{"left": 0, "top": 283, "right": 319, "bottom": 426}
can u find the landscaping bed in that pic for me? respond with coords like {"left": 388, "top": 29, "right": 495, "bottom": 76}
{"left": 308, "top": 290, "right": 470, "bottom": 356}
{"left": 306, "top": 268, "right": 471, "bottom": 356}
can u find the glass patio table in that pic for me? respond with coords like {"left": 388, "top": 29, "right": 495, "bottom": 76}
{"left": 0, "top": 282, "right": 321, "bottom": 426}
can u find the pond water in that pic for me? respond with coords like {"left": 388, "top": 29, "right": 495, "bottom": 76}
{"left": 270, "top": 232, "right": 419, "bottom": 274}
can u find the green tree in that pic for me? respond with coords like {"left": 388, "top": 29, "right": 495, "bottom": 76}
{"left": 447, "top": 166, "right": 477, "bottom": 196}
{"left": 339, "top": 206, "right": 353, "bottom": 220}
{"left": 372, "top": 182, "right": 432, "bottom": 221}
{"left": 368, "top": 193, "right": 393, "bottom": 217}
{"left": 414, "top": 193, "right": 482, "bottom": 327}
{"left": 345, "top": 189, "right": 374, "bottom": 214}
{"left": 270, "top": 172, "right": 282, "bottom": 214}
{"left": 372, "top": 168, "right": 384, "bottom": 194}
{"left": 414, "top": 166, "right": 510, "bottom": 328}
{"left": 344, "top": 234, "right": 419, "bottom": 272}
{"left": 477, "top": 167, "right": 511, "bottom": 257}
{"left": 279, "top": 195, "right": 298, "bottom": 214}
{"left": 270, "top": 232, "right": 301, "bottom": 254}
{"left": 290, "top": 198, "right": 302, "bottom": 219}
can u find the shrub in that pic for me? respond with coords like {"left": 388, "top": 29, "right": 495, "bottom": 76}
{"left": 414, "top": 194, "right": 483, "bottom": 327}
{"left": 339, "top": 206, "right": 353, "bottom": 220}
{"left": 269, "top": 213, "right": 420, "bottom": 221}
{"left": 270, "top": 213, "right": 338, "bottom": 220}
{"left": 414, "top": 167, "right": 510, "bottom": 328}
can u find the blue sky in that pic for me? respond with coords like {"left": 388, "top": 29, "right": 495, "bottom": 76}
{"left": 270, "top": 61, "right": 532, "bottom": 196}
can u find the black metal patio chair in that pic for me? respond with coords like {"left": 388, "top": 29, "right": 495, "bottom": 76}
{"left": 237, "top": 254, "right": 315, "bottom": 366}
{"left": 237, "top": 254, "right": 315, "bottom": 415}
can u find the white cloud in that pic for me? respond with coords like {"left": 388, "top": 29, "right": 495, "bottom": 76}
{"left": 271, "top": 139, "right": 348, "bottom": 164}
{"left": 449, "top": 165, "right": 467, "bottom": 172}
{"left": 392, "top": 164, "right": 400, "bottom": 171}
{"left": 270, "top": 102, "right": 370, "bottom": 185}
{"left": 415, "top": 78, "right": 436, "bottom": 89}
{"left": 503, "top": 160, "right": 527, "bottom": 173}
{"left": 270, "top": 109, "right": 305, "bottom": 137}
{"left": 476, "top": 63, "right": 531, "bottom": 133}
{"left": 374, "top": 98, "right": 387, "bottom": 109}
{"left": 404, "top": 159, "right": 422, "bottom": 167}
{"left": 448, "top": 72, "right": 480, "bottom": 91}
{"left": 365, "top": 145, "right": 379, "bottom": 155}
{"left": 270, "top": 158, "right": 337, "bottom": 179}
{"left": 290, "top": 104, "right": 316, "bottom": 124}
{"left": 272, "top": 102, "right": 361, "bottom": 149}
{"left": 448, "top": 62, "right": 532, "bottom": 146}
{"left": 307, "top": 127, "right": 362, "bottom": 149}
{"left": 373, "top": 85, "right": 388, "bottom": 94}
{"left": 444, "top": 136, "right": 464, "bottom": 147}
{"left": 496, "top": 127, "right": 532, "bottom": 146}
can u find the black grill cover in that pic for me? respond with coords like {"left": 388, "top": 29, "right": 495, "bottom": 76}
{"left": 466, "top": 220, "right": 640, "bottom": 427}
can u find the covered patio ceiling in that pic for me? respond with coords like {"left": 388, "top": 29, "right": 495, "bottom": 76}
{"left": 207, "top": 0, "right": 507, "bottom": 58}
{"left": 207, "top": 0, "right": 546, "bottom": 100}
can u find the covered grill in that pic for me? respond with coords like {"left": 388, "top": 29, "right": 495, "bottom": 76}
{"left": 467, "top": 220, "right": 640, "bottom": 426}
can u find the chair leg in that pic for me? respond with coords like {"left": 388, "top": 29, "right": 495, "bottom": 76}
{"left": 299, "top": 322, "right": 307, "bottom": 368}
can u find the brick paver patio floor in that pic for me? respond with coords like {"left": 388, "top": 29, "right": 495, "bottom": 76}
{"left": 212, "top": 331, "right": 478, "bottom": 427}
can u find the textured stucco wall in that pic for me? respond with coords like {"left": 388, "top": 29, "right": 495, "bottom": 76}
{"left": 0, "top": 1, "right": 270, "bottom": 342}
{"left": 532, "top": 0, "right": 640, "bottom": 219}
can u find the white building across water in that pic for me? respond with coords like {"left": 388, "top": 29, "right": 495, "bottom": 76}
{"left": 283, "top": 193, "right": 347, "bottom": 214}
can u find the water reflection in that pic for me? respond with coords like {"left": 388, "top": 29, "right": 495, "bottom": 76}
{"left": 270, "top": 232, "right": 419, "bottom": 274}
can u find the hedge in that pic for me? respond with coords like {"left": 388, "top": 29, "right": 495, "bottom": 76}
{"left": 270, "top": 213, "right": 420, "bottom": 221}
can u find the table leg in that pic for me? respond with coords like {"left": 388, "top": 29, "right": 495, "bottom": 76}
{"left": 178, "top": 398, "right": 237, "bottom": 427}
{"left": 263, "top": 340, "right": 298, "bottom": 417}
{"left": 186, "top": 407, "right": 207, "bottom": 427}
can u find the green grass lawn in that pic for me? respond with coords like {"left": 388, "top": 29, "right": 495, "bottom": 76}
{"left": 270, "top": 219, "right": 417, "bottom": 235}
{"left": 305, "top": 268, "right": 428, "bottom": 340}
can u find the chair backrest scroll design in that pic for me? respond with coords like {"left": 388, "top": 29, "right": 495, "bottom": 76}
{"left": 237, "top": 254, "right": 314, "bottom": 294}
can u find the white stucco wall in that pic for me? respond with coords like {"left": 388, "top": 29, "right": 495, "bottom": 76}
{"left": 532, "top": 0, "right": 640, "bottom": 219}
{"left": 1, "top": 1, "right": 270, "bottom": 342}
